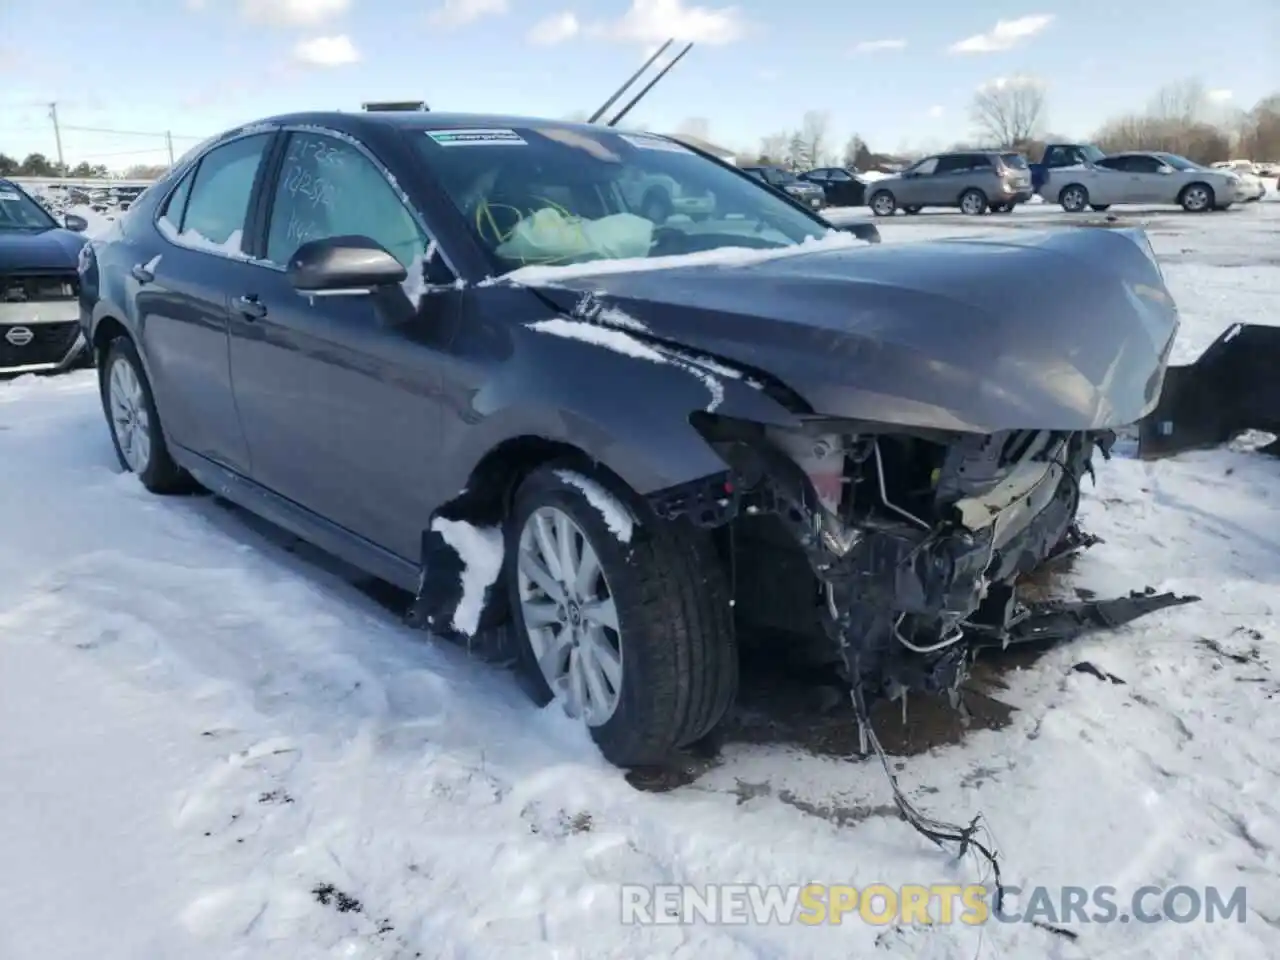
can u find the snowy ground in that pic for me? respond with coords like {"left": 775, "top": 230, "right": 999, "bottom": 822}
{"left": 2, "top": 205, "right": 1279, "bottom": 960}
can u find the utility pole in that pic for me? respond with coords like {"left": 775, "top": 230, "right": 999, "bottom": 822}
{"left": 165, "top": 131, "right": 174, "bottom": 165}
{"left": 48, "top": 102, "right": 65, "bottom": 173}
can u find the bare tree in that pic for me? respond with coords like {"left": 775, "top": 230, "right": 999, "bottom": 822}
{"left": 758, "top": 132, "right": 789, "bottom": 165}
{"left": 794, "top": 110, "right": 831, "bottom": 169}
{"left": 842, "top": 133, "right": 870, "bottom": 169}
{"left": 969, "top": 77, "right": 1047, "bottom": 148}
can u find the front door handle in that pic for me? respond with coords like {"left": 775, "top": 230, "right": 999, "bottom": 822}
{"left": 235, "top": 295, "right": 267, "bottom": 321}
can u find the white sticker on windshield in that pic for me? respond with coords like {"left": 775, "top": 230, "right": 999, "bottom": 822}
{"left": 426, "top": 128, "right": 527, "bottom": 147}
{"left": 618, "top": 133, "right": 690, "bottom": 153}
{"left": 0, "top": 191, "right": 21, "bottom": 201}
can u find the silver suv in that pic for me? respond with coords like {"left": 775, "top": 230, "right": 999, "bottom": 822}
{"left": 866, "top": 151, "right": 1033, "bottom": 216}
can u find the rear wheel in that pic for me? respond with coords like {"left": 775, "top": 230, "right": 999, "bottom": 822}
{"left": 959, "top": 189, "right": 988, "bottom": 215}
{"left": 1059, "top": 184, "right": 1090, "bottom": 212}
{"left": 101, "top": 337, "right": 189, "bottom": 493}
{"left": 506, "top": 467, "right": 737, "bottom": 767}
{"left": 869, "top": 190, "right": 897, "bottom": 217}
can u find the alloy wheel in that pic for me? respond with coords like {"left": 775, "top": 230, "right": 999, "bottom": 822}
{"left": 517, "top": 505, "right": 623, "bottom": 727}
{"left": 108, "top": 356, "right": 152, "bottom": 474}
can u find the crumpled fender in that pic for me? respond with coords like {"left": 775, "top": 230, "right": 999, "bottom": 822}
{"left": 433, "top": 314, "right": 804, "bottom": 499}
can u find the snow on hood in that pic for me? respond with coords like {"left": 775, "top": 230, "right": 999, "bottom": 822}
{"left": 498, "top": 229, "right": 869, "bottom": 287}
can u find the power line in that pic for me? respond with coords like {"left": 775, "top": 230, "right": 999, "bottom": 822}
{"left": 60, "top": 124, "right": 206, "bottom": 141}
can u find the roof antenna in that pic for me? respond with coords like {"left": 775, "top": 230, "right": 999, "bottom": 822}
{"left": 607, "top": 42, "right": 693, "bottom": 127}
{"left": 587, "top": 39, "right": 674, "bottom": 124}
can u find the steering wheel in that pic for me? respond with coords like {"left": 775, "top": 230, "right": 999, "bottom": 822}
{"left": 649, "top": 225, "right": 688, "bottom": 257}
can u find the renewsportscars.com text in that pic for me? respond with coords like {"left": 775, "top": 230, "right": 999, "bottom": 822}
{"left": 620, "top": 883, "right": 1249, "bottom": 926}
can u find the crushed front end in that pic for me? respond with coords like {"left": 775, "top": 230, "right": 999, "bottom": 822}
{"left": 650, "top": 414, "right": 1194, "bottom": 712}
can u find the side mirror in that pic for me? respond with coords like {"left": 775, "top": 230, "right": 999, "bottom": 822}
{"left": 834, "top": 221, "right": 881, "bottom": 244}
{"left": 64, "top": 214, "right": 88, "bottom": 233}
{"left": 1158, "top": 166, "right": 1174, "bottom": 174}
{"left": 287, "top": 235, "right": 407, "bottom": 295}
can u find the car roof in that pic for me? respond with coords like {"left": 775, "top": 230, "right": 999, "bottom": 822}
{"left": 251, "top": 110, "right": 659, "bottom": 141}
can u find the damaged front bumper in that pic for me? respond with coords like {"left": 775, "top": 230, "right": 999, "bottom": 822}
{"left": 651, "top": 415, "right": 1195, "bottom": 705}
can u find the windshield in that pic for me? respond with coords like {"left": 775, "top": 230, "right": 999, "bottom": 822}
{"left": 1155, "top": 153, "right": 1198, "bottom": 171}
{"left": 411, "top": 126, "right": 830, "bottom": 273}
{"left": 0, "top": 183, "right": 58, "bottom": 230}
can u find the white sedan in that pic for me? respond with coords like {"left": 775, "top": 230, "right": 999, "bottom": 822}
{"left": 1211, "top": 160, "right": 1267, "bottom": 202}
{"left": 1044, "top": 151, "right": 1241, "bottom": 213}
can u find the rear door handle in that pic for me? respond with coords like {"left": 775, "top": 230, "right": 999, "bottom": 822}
{"left": 130, "top": 264, "right": 154, "bottom": 284}
{"left": 235, "top": 295, "right": 267, "bottom": 321}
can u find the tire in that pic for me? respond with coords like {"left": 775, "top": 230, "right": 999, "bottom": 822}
{"left": 506, "top": 466, "right": 738, "bottom": 767}
{"left": 1179, "top": 182, "right": 1215, "bottom": 213}
{"left": 1089, "top": 204, "right": 1111, "bottom": 212}
{"left": 100, "top": 336, "right": 189, "bottom": 493}
{"left": 959, "top": 189, "right": 988, "bottom": 215}
{"left": 640, "top": 189, "right": 673, "bottom": 224}
{"left": 902, "top": 205, "right": 922, "bottom": 215}
{"left": 869, "top": 190, "right": 897, "bottom": 217}
{"left": 1059, "top": 184, "right": 1090, "bottom": 213}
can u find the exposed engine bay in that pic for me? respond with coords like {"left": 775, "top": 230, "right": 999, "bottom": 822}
{"left": 650, "top": 415, "right": 1195, "bottom": 718}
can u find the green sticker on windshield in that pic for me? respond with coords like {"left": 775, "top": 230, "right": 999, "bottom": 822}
{"left": 426, "top": 128, "right": 527, "bottom": 147}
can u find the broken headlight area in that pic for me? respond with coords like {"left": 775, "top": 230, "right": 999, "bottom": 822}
{"left": 651, "top": 413, "right": 1193, "bottom": 709}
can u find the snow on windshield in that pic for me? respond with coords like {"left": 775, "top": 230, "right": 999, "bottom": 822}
{"left": 412, "top": 125, "right": 833, "bottom": 273}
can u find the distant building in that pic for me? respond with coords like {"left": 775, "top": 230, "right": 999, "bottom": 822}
{"left": 663, "top": 132, "right": 738, "bottom": 165}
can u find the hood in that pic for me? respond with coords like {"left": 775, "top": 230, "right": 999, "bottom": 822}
{"left": 525, "top": 228, "right": 1179, "bottom": 433}
{"left": 0, "top": 228, "right": 87, "bottom": 273}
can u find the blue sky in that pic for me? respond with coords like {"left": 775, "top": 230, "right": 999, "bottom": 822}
{"left": 1, "top": 0, "right": 1275, "bottom": 169}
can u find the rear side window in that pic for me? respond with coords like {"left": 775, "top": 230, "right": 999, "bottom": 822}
{"left": 181, "top": 133, "right": 273, "bottom": 248}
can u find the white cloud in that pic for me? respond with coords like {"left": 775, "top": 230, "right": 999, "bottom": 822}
{"left": 428, "top": 0, "right": 508, "bottom": 28}
{"left": 528, "top": 11, "right": 580, "bottom": 45}
{"left": 852, "top": 38, "right": 906, "bottom": 54}
{"left": 927, "top": 105, "right": 944, "bottom": 118}
{"left": 240, "top": 0, "right": 350, "bottom": 27}
{"left": 292, "top": 34, "right": 360, "bottom": 66}
{"left": 589, "top": 0, "right": 747, "bottom": 46}
{"left": 1207, "top": 88, "right": 1233, "bottom": 103}
{"left": 949, "top": 14, "right": 1054, "bottom": 53}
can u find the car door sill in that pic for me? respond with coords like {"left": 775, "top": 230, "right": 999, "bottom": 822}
{"left": 169, "top": 445, "right": 422, "bottom": 593}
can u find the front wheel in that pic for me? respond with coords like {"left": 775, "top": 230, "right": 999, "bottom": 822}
{"left": 869, "top": 190, "right": 897, "bottom": 217}
{"left": 101, "top": 337, "right": 189, "bottom": 493}
{"left": 1179, "top": 183, "right": 1215, "bottom": 212}
{"left": 506, "top": 467, "right": 737, "bottom": 767}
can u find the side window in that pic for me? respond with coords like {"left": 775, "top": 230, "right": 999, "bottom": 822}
{"left": 1129, "top": 155, "right": 1163, "bottom": 173}
{"left": 910, "top": 158, "right": 939, "bottom": 175}
{"left": 1045, "top": 147, "right": 1079, "bottom": 167}
{"left": 829, "top": 169, "right": 852, "bottom": 181}
{"left": 934, "top": 155, "right": 964, "bottom": 174}
{"left": 181, "top": 134, "right": 273, "bottom": 247}
{"left": 159, "top": 168, "right": 195, "bottom": 230}
{"left": 968, "top": 154, "right": 993, "bottom": 169}
{"left": 267, "top": 131, "right": 430, "bottom": 271}
{"left": 1096, "top": 156, "right": 1129, "bottom": 171}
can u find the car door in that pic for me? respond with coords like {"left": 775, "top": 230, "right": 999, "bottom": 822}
{"left": 896, "top": 157, "right": 938, "bottom": 205}
{"left": 1125, "top": 154, "right": 1175, "bottom": 203}
{"left": 1087, "top": 156, "right": 1133, "bottom": 204}
{"left": 927, "top": 154, "right": 969, "bottom": 205}
{"left": 134, "top": 132, "right": 275, "bottom": 474}
{"left": 826, "top": 168, "right": 863, "bottom": 205}
{"left": 227, "top": 128, "right": 459, "bottom": 560}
